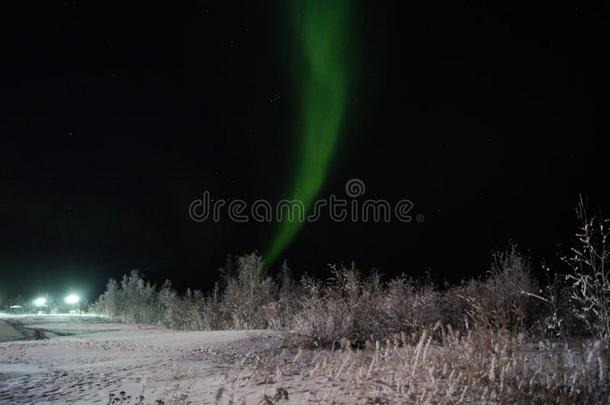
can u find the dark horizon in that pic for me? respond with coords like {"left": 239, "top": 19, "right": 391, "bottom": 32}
{"left": 2, "top": 1, "right": 610, "bottom": 302}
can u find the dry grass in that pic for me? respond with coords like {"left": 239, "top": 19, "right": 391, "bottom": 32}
{"left": 220, "top": 328, "right": 609, "bottom": 404}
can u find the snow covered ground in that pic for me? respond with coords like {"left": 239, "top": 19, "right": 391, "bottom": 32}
{"left": 0, "top": 315, "right": 283, "bottom": 404}
{"left": 2, "top": 315, "right": 606, "bottom": 404}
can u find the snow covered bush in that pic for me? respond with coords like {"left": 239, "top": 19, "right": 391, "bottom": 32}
{"left": 220, "top": 253, "right": 275, "bottom": 329}
{"left": 92, "top": 270, "right": 165, "bottom": 324}
{"left": 454, "top": 245, "right": 537, "bottom": 334}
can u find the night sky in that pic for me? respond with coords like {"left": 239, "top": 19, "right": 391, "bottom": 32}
{"left": 2, "top": 1, "right": 610, "bottom": 302}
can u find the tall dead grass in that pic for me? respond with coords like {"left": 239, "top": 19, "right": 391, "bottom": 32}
{"left": 227, "top": 327, "right": 609, "bottom": 404}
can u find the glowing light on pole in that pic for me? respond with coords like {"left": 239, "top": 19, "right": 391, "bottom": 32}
{"left": 64, "top": 294, "right": 80, "bottom": 305}
{"left": 266, "top": 0, "right": 352, "bottom": 265}
{"left": 33, "top": 297, "right": 47, "bottom": 307}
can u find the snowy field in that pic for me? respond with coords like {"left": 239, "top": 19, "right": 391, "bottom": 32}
{"left": 0, "top": 315, "right": 284, "bottom": 404}
{"left": 2, "top": 314, "right": 608, "bottom": 404}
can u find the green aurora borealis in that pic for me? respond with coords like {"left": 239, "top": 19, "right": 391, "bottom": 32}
{"left": 266, "top": 0, "right": 352, "bottom": 265}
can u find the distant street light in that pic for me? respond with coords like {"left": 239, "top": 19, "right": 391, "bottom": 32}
{"left": 33, "top": 297, "right": 47, "bottom": 307}
{"left": 64, "top": 294, "right": 80, "bottom": 305}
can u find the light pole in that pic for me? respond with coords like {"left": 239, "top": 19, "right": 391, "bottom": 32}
{"left": 33, "top": 297, "right": 48, "bottom": 314}
{"left": 64, "top": 294, "right": 80, "bottom": 314}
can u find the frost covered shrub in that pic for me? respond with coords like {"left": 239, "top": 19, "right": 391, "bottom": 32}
{"left": 161, "top": 286, "right": 224, "bottom": 330}
{"left": 92, "top": 251, "right": 537, "bottom": 342}
{"left": 286, "top": 248, "right": 538, "bottom": 343}
{"left": 290, "top": 271, "right": 355, "bottom": 343}
{"left": 261, "top": 263, "right": 302, "bottom": 330}
{"left": 451, "top": 246, "right": 537, "bottom": 334}
{"left": 221, "top": 253, "right": 275, "bottom": 329}
{"left": 92, "top": 270, "right": 164, "bottom": 324}
{"left": 93, "top": 235, "right": 607, "bottom": 343}
{"left": 383, "top": 276, "right": 444, "bottom": 338}
{"left": 91, "top": 249, "right": 537, "bottom": 343}
{"left": 93, "top": 254, "right": 276, "bottom": 330}
{"left": 289, "top": 265, "right": 443, "bottom": 344}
